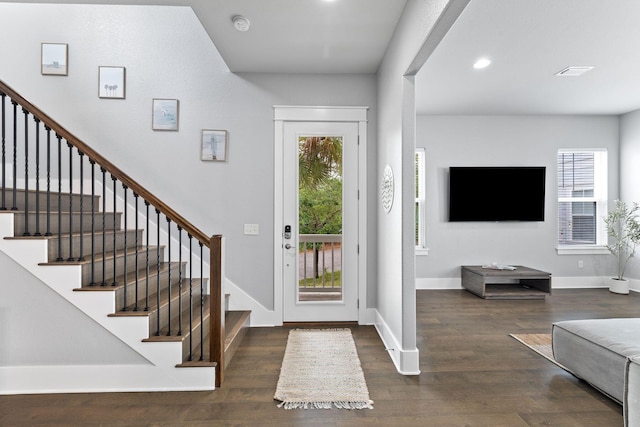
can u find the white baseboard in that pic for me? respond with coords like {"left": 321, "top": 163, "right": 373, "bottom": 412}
{"left": 0, "top": 364, "right": 215, "bottom": 395}
{"left": 416, "top": 275, "right": 640, "bottom": 293}
{"left": 373, "top": 310, "right": 420, "bottom": 375}
{"left": 416, "top": 277, "right": 462, "bottom": 290}
{"left": 552, "top": 276, "right": 608, "bottom": 289}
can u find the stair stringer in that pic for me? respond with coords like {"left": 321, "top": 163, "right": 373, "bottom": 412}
{"left": 0, "top": 213, "right": 216, "bottom": 394}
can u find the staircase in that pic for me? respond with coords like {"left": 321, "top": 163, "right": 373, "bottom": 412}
{"left": 0, "top": 80, "right": 250, "bottom": 394}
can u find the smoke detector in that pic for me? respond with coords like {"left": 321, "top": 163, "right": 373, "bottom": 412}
{"left": 232, "top": 15, "right": 251, "bottom": 32}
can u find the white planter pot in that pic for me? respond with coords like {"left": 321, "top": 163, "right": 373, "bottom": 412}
{"left": 609, "top": 278, "right": 630, "bottom": 295}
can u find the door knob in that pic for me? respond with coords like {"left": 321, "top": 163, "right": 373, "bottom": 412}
{"left": 284, "top": 243, "right": 293, "bottom": 249}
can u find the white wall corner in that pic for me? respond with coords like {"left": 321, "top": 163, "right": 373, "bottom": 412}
{"left": 360, "top": 307, "right": 377, "bottom": 325}
{"left": 224, "top": 277, "right": 279, "bottom": 326}
{"left": 374, "top": 310, "right": 421, "bottom": 375}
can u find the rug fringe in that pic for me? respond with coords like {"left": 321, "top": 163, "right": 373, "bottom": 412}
{"left": 277, "top": 400, "right": 374, "bottom": 410}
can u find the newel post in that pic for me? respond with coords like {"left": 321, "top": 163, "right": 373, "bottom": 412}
{"left": 209, "top": 234, "right": 225, "bottom": 387}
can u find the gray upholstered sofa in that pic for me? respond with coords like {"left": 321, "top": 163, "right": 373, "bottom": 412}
{"left": 626, "top": 356, "right": 640, "bottom": 427}
{"left": 552, "top": 318, "right": 640, "bottom": 426}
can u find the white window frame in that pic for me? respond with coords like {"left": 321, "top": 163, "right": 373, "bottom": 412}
{"left": 556, "top": 148, "right": 609, "bottom": 255}
{"left": 415, "top": 148, "right": 428, "bottom": 255}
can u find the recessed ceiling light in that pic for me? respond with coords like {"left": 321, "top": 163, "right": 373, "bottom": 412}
{"left": 555, "top": 66, "right": 594, "bottom": 77}
{"left": 473, "top": 58, "right": 492, "bottom": 69}
{"left": 232, "top": 15, "right": 250, "bottom": 32}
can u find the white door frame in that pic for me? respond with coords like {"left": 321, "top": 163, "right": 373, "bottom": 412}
{"left": 273, "top": 106, "right": 368, "bottom": 325}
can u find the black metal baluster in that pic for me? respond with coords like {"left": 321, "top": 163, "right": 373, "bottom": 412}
{"left": 178, "top": 226, "right": 183, "bottom": 336}
{"left": 134, "top": 193, "right": 140, "bottom": 311}
{"left": 156, "top": 208, "right": 161, "bottom": 336}
{"left": 188, "top": 234, "right": 193, "bottom": 361}
{"left": 77, "top": 152, "right": 85, "bottom": 261}
{"left": 89, "top": 160, "right": 96, "bottom": 285}
{"left": 44, "top": 127, "right": 51, "bottom": 236}
{"left": 111, "top": 175, "right": 117, "bottom": 286}
{"left": 166, "top": 218, "right": 172, "bottom": 336}
{"left": 145, "top": 201, "right": 150, "bottom": 311}
{"left": 55, "top": 134, "right": 63, "bottom": 261}
{"left": 66, "top": 143, "right": 74, "bottom": 261}
{"left": 199, "top": 241, "right": 204, "bottom": 361}
{"left": 22, "top": 108, "right": 29, "bottom": 236}
{"left": 11, "top": 101, "right": 17, "bottom": 211}
{"left": 34, "top": 118, "right": 41, "bottom": 236}
{"left": 1, "top": 91, "right": 5, "bottom": 210}
{"left": 101, "top": 168, "right": 106, "bottom": 285}
{"left": 122, "top": 185, "right": 128, "bottom": 310}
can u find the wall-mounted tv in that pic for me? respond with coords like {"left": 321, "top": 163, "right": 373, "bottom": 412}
{"left": 448, "top": 166, "right": 546, "bottom": 222}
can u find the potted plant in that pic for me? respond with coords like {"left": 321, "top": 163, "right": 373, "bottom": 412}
{"left": 604, "top": 199, "right": 640, "bottom": 294}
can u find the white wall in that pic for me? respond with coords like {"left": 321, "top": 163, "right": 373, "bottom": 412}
{"left": 0, "top": 251, "right": 147, "bottom": 366}
{"left": 0, "top": 3, "right": 377, "bottom": 312}
{"left": 620, "top": 108, "right": 640, "bottom": 279}
{"left": 416, "top": 114, "right": 620, "bottom": 282}
{"left": 375, "top": 0, "right": 456, "bottom": 374}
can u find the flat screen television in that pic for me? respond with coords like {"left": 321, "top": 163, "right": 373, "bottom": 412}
{"left": 448, "top": 166, "right": 546, "bottom": 222}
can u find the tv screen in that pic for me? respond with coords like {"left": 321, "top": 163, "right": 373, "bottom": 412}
{"left": 448, "top": 167, "right": 546, "bottom": 222}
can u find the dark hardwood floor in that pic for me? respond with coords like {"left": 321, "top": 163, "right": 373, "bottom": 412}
{"left": 1, "top": 288, "right": 638, "bottom": 426}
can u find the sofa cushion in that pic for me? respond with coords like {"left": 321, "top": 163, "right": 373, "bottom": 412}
{"left": 552, "top": 318, "right": 640, "bottom": 403}
{"left": 625, "top": 355, "right": 640, "bottom": 427}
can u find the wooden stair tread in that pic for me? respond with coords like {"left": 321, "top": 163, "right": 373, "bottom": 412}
{"left": 225, "top": 310, "right": 250, "bottom": 348}
{"left": 5, "top": 188, "right": 230, "bottom": 374}
{"left": 176, "top": 360, "right": 217, "bottom": 368}
{"left": 107, "top": 276, "right": 203, "bottom": 314}
{"left": 142, "top": 295, "right": 210, "bottom": 341}
{"left": 5, "top": 228, "right": 138, "bottom": 240}
{"left": 39, "top": 245, "right": 162, "bottom": 266}
{"left": 73, "top": 262, "right": 190, "bottom": 292}
{"left": 223, "top": 310, "right": 250, "bottom": 369}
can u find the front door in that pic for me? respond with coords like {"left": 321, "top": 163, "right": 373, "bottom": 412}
{"left": 282, "top": 121, "right": 359, "bottom": 322}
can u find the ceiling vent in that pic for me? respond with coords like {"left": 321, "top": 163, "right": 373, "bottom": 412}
{"left": 555, "top": 66, "right": 594, "bottom": 77}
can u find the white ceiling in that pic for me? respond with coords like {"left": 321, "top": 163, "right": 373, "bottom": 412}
{"left": 3, "top": 0, "right": 640, "bottom": 115}
{"left": 191, "top": 0, "right": 408, "bottom": 74}
{"left": 416, "top": 0, "right": 640, "bottom": 115}
{"left": 2, "top": 0, "right": 407, "bottom": 74}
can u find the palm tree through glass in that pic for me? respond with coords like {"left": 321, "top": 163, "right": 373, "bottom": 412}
{"left": 298, "top": 136, "right": 343, "bottom": 302}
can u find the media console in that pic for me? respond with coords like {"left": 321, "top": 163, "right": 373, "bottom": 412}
{"left": 461, "top": 265, "right": 551, "bottom": 300}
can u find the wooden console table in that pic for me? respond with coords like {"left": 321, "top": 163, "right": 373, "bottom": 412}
{"left": 461, "top": 265, "right": 551, "bottom": 300}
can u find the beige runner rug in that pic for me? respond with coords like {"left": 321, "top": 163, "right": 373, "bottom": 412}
{"left": 274, "top": 328, "right": 374, "bottom": 410}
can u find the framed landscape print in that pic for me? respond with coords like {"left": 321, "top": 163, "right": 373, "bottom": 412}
{"left": 152, "top": 98, "right": 179, "bottom": 131}
{"left": 41, "top": 43, "right": 68, "bottom": 76}
{"left": 201, "top": 129, "right": 227, "bottom": 162}
{"left": 98, "top": 66, "right": 126, "bottom": 99}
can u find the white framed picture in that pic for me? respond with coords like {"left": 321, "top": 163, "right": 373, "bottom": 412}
{"left": 201, "top": 129, "right": 228, "bottom": 162}
{"left": 98, "top": 66, "right": 126, "bottom": 99}
{"left": 152, "top": 98, "right": 179, "bottom": 131}
{"left": 41, "top": 43, "right": 68, "bottom": 76}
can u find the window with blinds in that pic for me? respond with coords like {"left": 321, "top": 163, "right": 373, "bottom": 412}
{"left": 557, "top": 149, "right": 607, "bottom": 246}
{"left": 415, "top": 149, "right": 426, "bottom": 250}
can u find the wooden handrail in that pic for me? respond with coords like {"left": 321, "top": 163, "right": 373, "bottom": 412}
{"left": 0, "top": 79, "right": 209, "bottom": 246}
{"left": 1, "top": 78, "right": 225, "bottom": 386}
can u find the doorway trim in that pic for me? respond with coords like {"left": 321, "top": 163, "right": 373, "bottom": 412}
{"left": 273, "top": 106, "right": 368, "bottom": 325}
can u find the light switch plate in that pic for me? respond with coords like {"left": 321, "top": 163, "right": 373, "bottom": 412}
{"left": 244, "top": 224, "right": 259, "bottom": 235}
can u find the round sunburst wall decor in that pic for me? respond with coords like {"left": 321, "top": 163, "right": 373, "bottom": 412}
{"left": 381, "top": 164, "right": 394, "bottom": 213}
